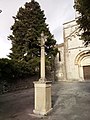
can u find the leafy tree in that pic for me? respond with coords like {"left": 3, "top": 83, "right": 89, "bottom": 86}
{"left": 8, "top": 0, "right": 57, "bottom": 74}
{"left": 74, "top": 0, "right": 90, "bottom": 46}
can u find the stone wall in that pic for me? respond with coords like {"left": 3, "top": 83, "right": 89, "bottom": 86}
{"left": 55, "top": 44, "right": 65, "bottom": 81}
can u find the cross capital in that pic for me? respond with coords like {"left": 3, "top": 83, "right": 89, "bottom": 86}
{"left": 41, "top": 31, "right": 48, "bottom": 46}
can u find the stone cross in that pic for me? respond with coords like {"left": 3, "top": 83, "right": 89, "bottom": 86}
{"left": 39, "top": 32, "right": 47, "bottom": 82}
{"left": 33, "top": 32, "right": 52, "bottom": 115}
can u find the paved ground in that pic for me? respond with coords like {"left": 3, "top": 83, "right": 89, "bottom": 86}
{"left": 0, "top": 81, "right": 90, "bottom": 120}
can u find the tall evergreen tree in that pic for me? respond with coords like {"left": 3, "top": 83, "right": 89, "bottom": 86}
{"left": 8, "top": 0, "right": 57, "bottom": 73}
{"left": 74, "top": 0, "right": 90, "bottom": 46}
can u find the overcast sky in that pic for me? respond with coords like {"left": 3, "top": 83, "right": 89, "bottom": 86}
{"left": 0, "top": 0, "right": 75, "bottom": 58}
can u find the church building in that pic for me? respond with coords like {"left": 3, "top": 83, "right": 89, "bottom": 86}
{"left": 55, "top": 19, "right": 90, "bottom": 81}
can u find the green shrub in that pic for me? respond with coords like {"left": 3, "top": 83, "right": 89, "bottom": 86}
{"left": 0, "top": 58, "right": 38, "bottom": 83}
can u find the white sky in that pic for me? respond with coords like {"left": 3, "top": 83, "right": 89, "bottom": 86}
{"left": 0, "top": 0, "right": 75, "bottom": 58}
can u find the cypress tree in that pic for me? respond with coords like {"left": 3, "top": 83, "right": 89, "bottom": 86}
{"left": 8, "top": 0, "right": 57, "bottom": 74}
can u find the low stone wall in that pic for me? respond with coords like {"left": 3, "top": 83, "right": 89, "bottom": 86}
{"left": 0, "top": 70, "right": 56, "bottom": 95}
{"left": 0, "top": 76, "right": 39, "bottom": 95}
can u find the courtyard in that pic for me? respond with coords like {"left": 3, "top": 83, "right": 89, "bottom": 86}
{"left": 0, "top": 81, "right": 90, "bottom": 120}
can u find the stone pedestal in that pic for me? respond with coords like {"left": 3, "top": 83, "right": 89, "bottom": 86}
{"left": 33, "top": 81, "right": 52, "bottom": 115}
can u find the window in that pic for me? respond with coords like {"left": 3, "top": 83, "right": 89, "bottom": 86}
{"left": 59, "top": 51, "right": 61, "bottom": 61}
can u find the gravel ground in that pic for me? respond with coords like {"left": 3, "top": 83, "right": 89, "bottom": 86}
{"left": 0, "top": 81, "right": 90, "bottom": 120}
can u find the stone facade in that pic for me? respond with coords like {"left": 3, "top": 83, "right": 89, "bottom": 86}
{"left": 55, "top": 19, "right": 90, "bottom": 81}
{"left": 55, "top": 43, "right": 65, "bottom": 80}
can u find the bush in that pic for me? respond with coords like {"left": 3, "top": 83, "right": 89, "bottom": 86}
{"left": 0, "top": 58, "right": 38, "bottom": 84}
{"left": 0, "top": 58, "right": 14, "bottom": 82}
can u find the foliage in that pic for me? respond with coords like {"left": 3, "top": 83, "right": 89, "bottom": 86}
{"left": 0, "top": 58, "right": 14, "bottom": 83}
{"left": 0, "top": 58, "right": 36, "bottom": 83}
{"left": 8, "top": 0, "right": 57, "bottom": 74}
{"left": 74, "top": 0, "right": 90, "bottom": 46}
